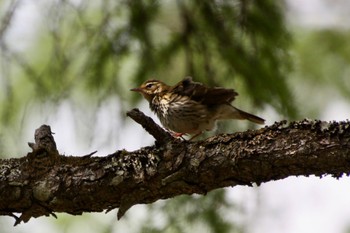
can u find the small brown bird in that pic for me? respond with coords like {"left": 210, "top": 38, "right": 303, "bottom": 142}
{"left": 131, "top": 77, "right": 265, "bottom": 139}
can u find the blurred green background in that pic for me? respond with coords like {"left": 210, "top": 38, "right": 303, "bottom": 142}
{"left": 1, "top": 0, "right": 350, "bottom": 233}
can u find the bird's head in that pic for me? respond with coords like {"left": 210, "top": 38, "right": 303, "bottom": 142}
{"left": 130, "top": 79, "right": 169, "bottom": 102}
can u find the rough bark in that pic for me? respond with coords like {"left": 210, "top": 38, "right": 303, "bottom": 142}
{"left": 0, "top": 108, "right": 350, "bottom": 225}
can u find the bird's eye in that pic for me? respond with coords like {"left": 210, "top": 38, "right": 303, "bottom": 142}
{"left": 145, "top": 83, "right": 154, "bottom": 89}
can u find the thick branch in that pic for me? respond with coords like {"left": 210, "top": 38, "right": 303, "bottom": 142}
{"left": 0, "top": 117, "right": 350, "bottom": 225}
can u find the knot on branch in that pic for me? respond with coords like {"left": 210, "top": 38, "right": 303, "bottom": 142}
{"left": 28, "top": 125, "right": 59, "bottom": 157}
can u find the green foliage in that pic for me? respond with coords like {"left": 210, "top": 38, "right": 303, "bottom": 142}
{"left": 0, "top": 0, "right": 296, "bottom": 126}
{"left": 140, "top": 190, "right": 242, "bottom": 233}
{"left": 284, "top": 29, "right": 350, "bottom": 118}
{"left": 295, "top": 29, "right": 350, "bottom": 97}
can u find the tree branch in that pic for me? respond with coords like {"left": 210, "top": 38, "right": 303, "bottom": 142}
{"left": 126, "top": 108, "right": 174, "bottom": 144}
{"left": 1, "top": 112, "right": 350, "bottom": 225}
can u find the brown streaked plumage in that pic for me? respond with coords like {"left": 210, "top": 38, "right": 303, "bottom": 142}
{"left": 131, "top": 77, "right": 265, "bottom": 139}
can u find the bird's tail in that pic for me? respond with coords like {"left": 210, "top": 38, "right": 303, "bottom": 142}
{"left": 217, "top": 104, "right": 265, "bottom": 124}
{"left": 233, "top": 107, "right": 265, "bottom": 124}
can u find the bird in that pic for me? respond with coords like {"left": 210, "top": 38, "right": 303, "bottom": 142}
{"left": 131, "top": 77, "right": 265, "bottom": 139}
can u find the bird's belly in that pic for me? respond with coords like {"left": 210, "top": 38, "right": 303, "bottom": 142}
{"left": 157, "top": 99, "right": 214, "bottom": 134}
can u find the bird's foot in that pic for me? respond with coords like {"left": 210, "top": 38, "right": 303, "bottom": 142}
{"left": 170, "top": 132, "right": 187, "bottom": 140}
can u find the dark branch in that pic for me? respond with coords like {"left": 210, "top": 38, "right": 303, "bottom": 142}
{"left": 28, "top": 125, "right": 58, "bottom": 156}
{"left": 1, "top": 117, "right": 350, "bottom": 225}
{"left": 126, "top": 108, "right": 174, "bottom": 144}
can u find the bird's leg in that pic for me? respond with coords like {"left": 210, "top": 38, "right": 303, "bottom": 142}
{"left": 170, "top": 131, "right": 203, "bottom": 141}
{"left": 169, "top": 131, "right": 187, "bottom": 140}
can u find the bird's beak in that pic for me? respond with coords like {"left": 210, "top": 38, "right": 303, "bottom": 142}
{"left": 130, "top": 87, "right": 142, "bottom": 92}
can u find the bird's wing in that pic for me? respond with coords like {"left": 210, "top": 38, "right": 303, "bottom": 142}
{"left": 171, "top": 77, "right": 238, "bottom": 105}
